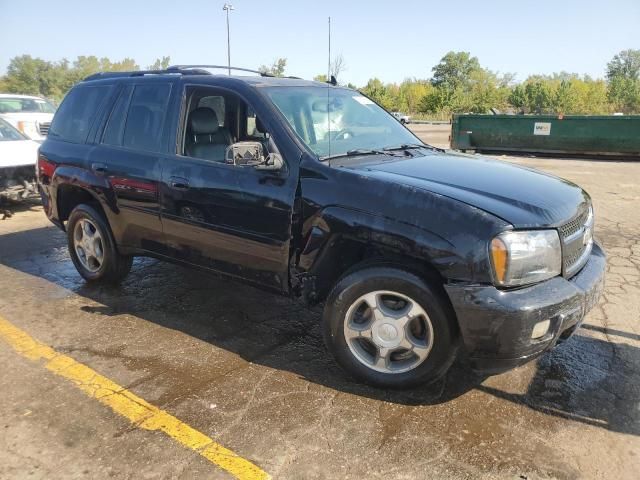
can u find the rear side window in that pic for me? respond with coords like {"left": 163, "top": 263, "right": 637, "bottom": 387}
{"left": 121, "top": 84, "right": 171, "bottom": 152}
{"left": 49, "top": 85, "right": 112, "bottom": 143}
{"left": 102, "top": 86, "right": 133, "bottom": 146}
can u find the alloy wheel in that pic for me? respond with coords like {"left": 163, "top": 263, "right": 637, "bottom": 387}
{"left": 73, "top": 218, "right": 105, "bottom": 273}
{"left": 343, "top": 290, "right": 434, "bottom": 374}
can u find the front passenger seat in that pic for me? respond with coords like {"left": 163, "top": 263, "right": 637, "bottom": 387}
{"left": 186, "top": 107, "right": 232, "bottom": 162}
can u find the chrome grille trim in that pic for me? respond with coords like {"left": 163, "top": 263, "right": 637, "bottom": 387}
{"left": 559, "top": 204, "right": 593, "bottom": 278}
{"left": 38, "top": 121, "right": 51, "bottom": 136}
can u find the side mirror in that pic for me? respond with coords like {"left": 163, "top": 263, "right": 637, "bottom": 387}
{"left": 254, "top": 152, "right": 284, "bottom": 171}
{"left": 225, "top": 141, "right": 265, "bottom": 166}
{"left": 225, "top": 141, "right": 283, "bottom": 171}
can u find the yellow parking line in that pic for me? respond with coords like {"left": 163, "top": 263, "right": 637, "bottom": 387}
{"left": 0, "top": 315, "right": 270, "bottom": 480}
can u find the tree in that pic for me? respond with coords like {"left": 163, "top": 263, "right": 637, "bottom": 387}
{"left": 0, "top": 54, "right": 145, "bottom": 102}
{"left": 606, "top": 49, "right": 640, "bottom": 113}
{"left": 147, "top": 56, "right": 171, "bottom": 70}
{"left": 259, "top": 58, "right": 287, "bottom": 77}
{"left": 360, "top": 78, "right": 393, "bottom": 110}
{"left": 608, "top": 76, "right": 640, "bottom": 113}
{"left": 109, "top": 58, "right": 139, "bottom": 71}
{"left": 330, "top": 54, "right": 347, "bottom": 80}
{"left": 3, "top": 55, "right": 52, "bottom": 96}
{"left": 509, "top": 84, "right": 528, "bottom": 111}
{"left": 606, "top": 49, "right": 640, "bottom": 81}
{"left": 579, "top": 79, "right": 610, "bottom": 114}
{"left": 524, "top": 80, "right": 555, "bottom": 113}
{"left": 431, "top": 51, "right": 481, "bottom": 90}
{"left": 419, "top": 87, "right": 457, "bottom": 114}
{"left": 399, "top": 80, "right": 432, "bottom": 113}
{"left": 554, "top": 79, "right": 581, "bottom": 114}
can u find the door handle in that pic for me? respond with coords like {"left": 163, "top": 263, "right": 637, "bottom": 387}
{"left": 169, "top": 176, "right": 190, "bottom": 190}
{"left": 91, "top": 162, "right": 108, "bottom": 174}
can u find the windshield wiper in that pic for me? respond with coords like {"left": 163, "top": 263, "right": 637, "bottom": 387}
{"left": 321, "top": 148, "right": 400, "bottom": 161}
{"left": 382, "top": 143, "right": 436, "bottom": 152}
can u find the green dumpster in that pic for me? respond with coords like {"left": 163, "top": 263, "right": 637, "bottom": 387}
{"left": 451, "top": 114, "right": 640, "bottom": 158}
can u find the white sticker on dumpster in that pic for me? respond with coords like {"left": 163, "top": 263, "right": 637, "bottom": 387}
{"left": 533, "top": 122, "right": 551, "bottom": 135}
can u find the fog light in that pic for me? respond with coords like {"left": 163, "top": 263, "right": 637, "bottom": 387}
{"left": 531, "top": 319, "right": 551, "bottom": 339}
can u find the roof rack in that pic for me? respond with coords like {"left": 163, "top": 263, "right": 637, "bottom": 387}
{"left": 168, "top": 65, "right": 274, "bottom": 77}
{"left": 82, "top": 65, "right": 296, "bottom": 82}
{"left": 82, "top": 68, "right": 211, "bottom": 81}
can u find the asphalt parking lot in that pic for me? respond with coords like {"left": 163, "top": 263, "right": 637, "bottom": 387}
{"left": 0, "top": 125, "right": 638, "bottom": 479}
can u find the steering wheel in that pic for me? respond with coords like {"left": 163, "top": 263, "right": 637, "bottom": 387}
{"left": 332, "top": 129, "right": 355, "bottom": 141}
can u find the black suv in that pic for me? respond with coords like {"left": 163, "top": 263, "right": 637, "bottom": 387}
{"left": 37, "top": 66, "right": 605, "bottom": 388}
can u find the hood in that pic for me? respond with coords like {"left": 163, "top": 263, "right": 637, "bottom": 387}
{"left": 0, "top": 139, "right": 40, "bottom": 168}
{"left": 0, "top": 112, "right": 54, "bottom": 122}
{"left": 343, "top": 151, "right": 588, "bottom": 228}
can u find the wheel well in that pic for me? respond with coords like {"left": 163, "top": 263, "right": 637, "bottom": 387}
{"left": 312, "top": 240, "right": 461, "bottom": 337}
{"left": 57, "top": 185, "right": 105, "bottom": 224}
{"left": 311, "top": 236, "right": 446, "bottom": 302}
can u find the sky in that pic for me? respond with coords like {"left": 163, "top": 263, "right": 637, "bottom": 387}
{"left": 1, "top": 0, "right": 639, "bottom": 86}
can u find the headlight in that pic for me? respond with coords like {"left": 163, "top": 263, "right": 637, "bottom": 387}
{"left": 17, "top": 121, "right": 40, "bottom": 138}
{"left": 490, "top": 230, "right": 561, "bottom": 287}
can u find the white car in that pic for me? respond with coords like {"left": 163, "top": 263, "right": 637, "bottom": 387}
{"left": 0, "top": 94, "right": 56, "bottom": 141}
{"left": 391, "top": 111, "right": 411, "bottom": 124}
{"left": 0, "top": 118, "right": 39, "bottom": 203}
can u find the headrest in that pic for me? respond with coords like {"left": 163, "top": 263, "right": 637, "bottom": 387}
{"left": 255, "top": 116, "right": 266, "bottom": 134}
{"left": 190, "top": 107, "right": 220, "bottom": 135}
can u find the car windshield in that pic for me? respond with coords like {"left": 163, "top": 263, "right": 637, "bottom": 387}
{"left": 0, "top": 97, "right": 56, "bottom": 114}
{"left": 264, "top": 86, "right": 420, "bottom": 159}
{"left": 0, "top": 118, "right": 27, "bottom": 141}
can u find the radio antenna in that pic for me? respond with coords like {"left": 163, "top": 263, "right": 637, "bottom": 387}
{"left": 327, "top": 16, "right": 331, "bottom": 163}
{"left": 328, "top": 16, "right": 331, "bottom": 80}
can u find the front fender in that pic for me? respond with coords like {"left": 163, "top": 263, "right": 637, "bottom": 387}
{"left": 297, "top": 206, "right": 468, "bottom": 301}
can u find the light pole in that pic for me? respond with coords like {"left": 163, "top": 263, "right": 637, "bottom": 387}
{"left": 223, "top": 3, "right": 234, "bottom": 75}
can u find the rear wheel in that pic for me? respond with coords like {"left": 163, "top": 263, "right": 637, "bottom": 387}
{"left": 323, "top": 267, "right": 457, "bottom": 388}
{"left": 67, "top": 204, "right": 132, "bottom": 284}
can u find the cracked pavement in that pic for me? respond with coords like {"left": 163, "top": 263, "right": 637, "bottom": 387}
{"left": 0, "top": 126, "right": 638, "bottom": 479}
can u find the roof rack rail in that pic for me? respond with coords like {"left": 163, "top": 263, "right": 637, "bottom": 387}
{"left": 82, "top": 65, "right": 298, "bottom": 82}
{"left": 167, "top": 64, "right": 274, "bottom": 77}
{"left": 82, "top": 68, "right": 211, "bottom": 82}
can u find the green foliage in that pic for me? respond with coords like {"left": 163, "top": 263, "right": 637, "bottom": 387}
{"left": 606, "top": 49, "right": 640, "bottom": 81}
{"left": 147, "top": 56, "right": 171, "bottom": 70}
{"left": 608, "top": 76, "right": 640, "bottom": 113}
{"left": 0, "top": 54, "right": 142, "bottom": 102}
{"left": 360, "top": 78, "right": 393, "bottom": 110}
{"left": 1, "top": 49, "right": 639, "bottom": 115}
{"left": 431, "top": 51, "right": 481, "bottom": 90}
{"left": 505, "top": 76, "right": 615, "bottom": 114}
{"left": 259, "top": 58, "right": 287, "bottom": 77}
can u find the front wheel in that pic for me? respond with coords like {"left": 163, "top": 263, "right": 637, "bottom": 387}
{"left": 67, "top": 204, "right": 132, "bottom": 284}
{"left": 323, "top": 267, "right": 457, "bottom": 388}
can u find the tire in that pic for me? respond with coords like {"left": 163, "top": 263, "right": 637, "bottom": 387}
{"left": 322, "top": 267, "right": 458, "bottom": 388}
{"left": 67, "top": 203, "right": 132, "bottom": 284}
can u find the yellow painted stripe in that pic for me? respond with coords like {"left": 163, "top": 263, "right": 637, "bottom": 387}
{"left": 0, "top": 315, "right": 270, "bottom": 480}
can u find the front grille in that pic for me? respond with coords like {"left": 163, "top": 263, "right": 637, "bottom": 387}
{"left": 558, "top": 208, "right": 589, "bottom": 238}
{"left": 38, "top": 122, "right": 51, "bottom": 136}
{"left": 559, "top": 204, "right": 593, "bottom": 277}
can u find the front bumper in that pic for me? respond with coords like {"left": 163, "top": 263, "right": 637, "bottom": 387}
{"left": 445, "top": 242, "right": 606, "bottom": 374}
